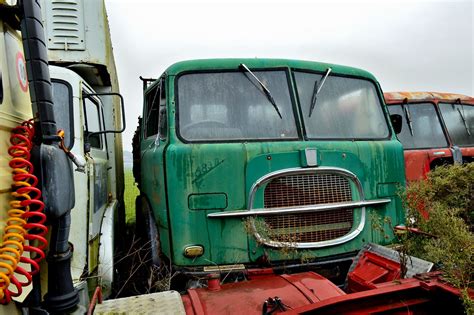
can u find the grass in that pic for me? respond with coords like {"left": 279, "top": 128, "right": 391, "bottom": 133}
{"left": 124, "top": 168, "right": 139, "bottom": 225}
{"left": 116, "top": 169, "right": 178, "bottom": 297}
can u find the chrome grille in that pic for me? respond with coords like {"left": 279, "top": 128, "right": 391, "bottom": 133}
{"left": 264, "top": 173, "right": 352, "bottom": 208}
{"left": 263, "top": 210, "right": 353, "bottom": 243}
{"left": 262, "top": 173, "right": 354, "bottom": 244}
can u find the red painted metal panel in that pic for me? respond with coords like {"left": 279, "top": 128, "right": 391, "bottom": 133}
{"left": 347, "top": 251, "right": 401, "bottom": 293}
{"left": 460, "top": 147, "right": 474, "bottom": 160}
{"left": 182, "top": 271, "right": 472, "bottom": 314}
{"left": 282, "top": 274, "right": 471, "bottom": 314}
{"left": 182, "top": 272, "right": 345, "bottom": 315}
{"left": 404, "top": 149, "right": 453, "bottom": 182}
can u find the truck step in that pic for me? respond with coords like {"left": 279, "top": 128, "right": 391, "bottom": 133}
{"left": 94, "top": 291, "right": 185, "bottom": 315}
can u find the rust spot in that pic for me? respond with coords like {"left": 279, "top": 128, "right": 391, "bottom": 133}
{"left": 384, "top": 91, "right": 474, "bottom": 105}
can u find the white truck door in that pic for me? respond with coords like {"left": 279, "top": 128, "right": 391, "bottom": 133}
{"left": 82, "top": 88, "right": 109, "bottom": 274}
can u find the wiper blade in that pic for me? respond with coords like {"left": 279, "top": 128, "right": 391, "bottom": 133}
{"left": 452, "top": 99, "right": 471, "bottom": 136}
{"left": 457, "top": 107, "right": 471, "bottom": 136}
{"left": 401, "top": 100, "right": 414, "bottom": 136}
{"left": 309, "top": 67, "right": 332, "bottom": 117}
{"left": 405, "top": 107, "right": 414, "bottom": 136}
{"left": 240, "top": 63, "right": 282, "bottom": 119}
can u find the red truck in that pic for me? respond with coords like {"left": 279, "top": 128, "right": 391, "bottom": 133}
{"left": 385, "top": 92, "right": 473, "bottom": 182}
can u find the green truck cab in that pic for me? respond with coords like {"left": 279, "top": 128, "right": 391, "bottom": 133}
{"left": 135, "top": 59, "right": 405, "bottom": 278}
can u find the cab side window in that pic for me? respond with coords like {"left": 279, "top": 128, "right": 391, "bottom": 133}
{"left": 145, "top": 83, "right": 160, "bottom": 137}
{"left": 158, "top": 79, "right": 167, "bottom": 140}
{"left": 52, "top": 80, "right": 73, "bottom": 149}
{"left": 83, "top": 94, "right": 104, "bottom": 149}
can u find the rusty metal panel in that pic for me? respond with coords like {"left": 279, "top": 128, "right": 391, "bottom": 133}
{"left": 384, "top": 91, "right": 474, "bottom": 104}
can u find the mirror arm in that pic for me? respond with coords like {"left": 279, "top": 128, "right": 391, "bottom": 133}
{"left": 83, "top": 92, "right": 126, "bottom": 153}
{"left": 83, "top": 92, "right": 126, "bottom": 140}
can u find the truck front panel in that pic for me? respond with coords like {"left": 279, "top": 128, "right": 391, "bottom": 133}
{"left": 141, "top": 59, "right": 406, "bottom": 269}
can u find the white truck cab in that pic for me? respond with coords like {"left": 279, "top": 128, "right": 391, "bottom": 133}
{"left": 43, "top": 66, "right": 120, "bottom": 299}
{"left": 0, "top": 0, "right": 124, "bottom": 313}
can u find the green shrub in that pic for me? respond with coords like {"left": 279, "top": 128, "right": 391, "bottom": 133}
{"left": 405, "top": 163, "right": 473, "bottom": 228}
{"left": 400, "top": 163, "right": 474, "bottom": 313}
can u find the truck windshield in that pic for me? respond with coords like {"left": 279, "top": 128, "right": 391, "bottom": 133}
{"left": 388, "top": 103, "right": 448, "bottom": 149}
{"left": 439, "top": 103, "right": 473, "bottom": 146}
{"left": 177, "top": 71, "right": 297, "bottom": 141}
{"left": 294, "top": 71, "right": 389, "bottom": 139}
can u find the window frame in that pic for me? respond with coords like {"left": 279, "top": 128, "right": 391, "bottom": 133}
{"left": 158, "top": 79, "right": 167, "bottom": 141}
{"left": 0, "top": 65, "right": 3, "bottom": 104}
{"left": 291, "top": 68, "right": 392, "bottom": 141}
{"left": 438, "top": 101, "right": 474, "bottom": 148}
{"left": 143, "top": 79, "right": 161, "bottom": 139}
{"left": 387, "top": 101, "right": 450, "bottom": 150}
{"left": 52, "top": 79, "right": 74, "bottom": 150}
{"left": 82, "top": 89, "right": 106, "bottom": 150}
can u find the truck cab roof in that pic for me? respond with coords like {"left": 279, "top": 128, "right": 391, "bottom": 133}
{"left": 384, "top": 91, "right": 474, "bottom": 104}
{"left": 162, "top": 58, "right": 378, "bottom": 81}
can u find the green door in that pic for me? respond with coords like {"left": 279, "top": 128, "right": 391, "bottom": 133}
{"left": 140, "top": 78, "right": 171, "bottom": 257}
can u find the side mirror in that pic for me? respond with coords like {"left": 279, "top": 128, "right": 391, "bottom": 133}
{"left": 83, "top": 92, "right": 126, "bottom": 152}
{"left": 390, "top": 114, "right": 402, "bottom": 134}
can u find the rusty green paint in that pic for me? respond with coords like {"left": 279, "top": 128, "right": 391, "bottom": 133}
{"left": 139, "top": 59, "right": 406, "bottom": 268}
{"left": 188, "top": 193, "right": 227, "bottom": 210}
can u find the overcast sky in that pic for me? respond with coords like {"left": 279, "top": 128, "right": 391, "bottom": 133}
{"left": 104, "top": 0, "right": 473, "bottom": 151}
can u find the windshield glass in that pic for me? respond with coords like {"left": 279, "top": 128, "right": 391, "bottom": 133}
{"left": 294, "top": 71, "right": 389, "bottom": 139}
{"left": 388, "top": 103, "right": 448, "bottom": 149}
{"left": 439, "top": 103, "right": 473, "bottom": 146}
{"left": 177, "top": 71, "right": 297, "bottom": 141}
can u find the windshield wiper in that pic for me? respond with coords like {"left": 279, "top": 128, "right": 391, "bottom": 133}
{"left": 401, "top": 100, "right": 414, "bottom": 136}
{"left": 453, "top": 100, "right": 471, "bottom": 136}
{"left": 239, "top": 63, "right": 282, "bottom": 119}
{"left": 309, "top": 67, "right": 332, "bottom": 117}
{"left": 457, "top": 108, "right": 471, "bottom": 136}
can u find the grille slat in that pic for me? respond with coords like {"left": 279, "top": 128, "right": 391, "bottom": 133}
{"left": 261, "top": 173, "right": 354, "bottom": 244}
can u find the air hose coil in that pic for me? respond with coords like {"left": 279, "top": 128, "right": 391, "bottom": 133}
{"left": 0, "top": 120, "right": 48, "bottom": 304}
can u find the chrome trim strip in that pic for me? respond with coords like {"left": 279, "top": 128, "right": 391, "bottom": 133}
{"left": 251, "top": 167, "right": 367, "bottom": 248}
{"left": 253, "top": 167, "right": 368, "bottom": 248}
{"left": 209, "top": 167, "right": 391, "bottom": 249}
{"left": 207, "top": 199, "right": 391, "bottom": 218}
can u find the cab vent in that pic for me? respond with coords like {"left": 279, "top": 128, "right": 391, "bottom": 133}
{"left": 45, "top": 0, "right": 85, "bottom": 51}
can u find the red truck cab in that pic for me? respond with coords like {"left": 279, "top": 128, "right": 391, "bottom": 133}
{"left": 385, "top": 92, "right": 473, "bottom": 182}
